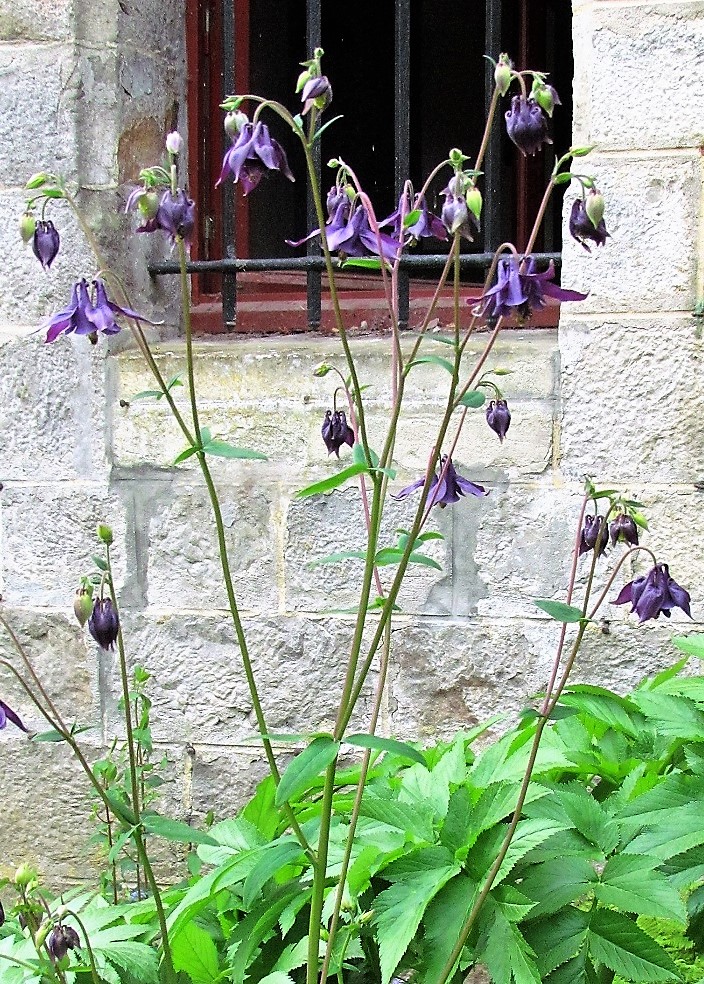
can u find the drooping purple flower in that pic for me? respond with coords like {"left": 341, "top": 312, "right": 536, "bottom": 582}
{"left": 0, "top": 698, "right": 29, "bottom": 733}
{"left": 612, "top": 563, "right": 692, "bottom": 623}
{"left": 380, "top": 193, "right": 447, "bottom": 246}
{"left": 610, "top": 513, "right": 639, "bottom": 547}
{"left": 290, "top": 194, "right": 400, "bottom": 262}
{"left": 478, "top": 256, "right": 588, "bottom": 321}
{"left": 440, "top": 175, "right": 478, "bottom": 240}
{"left": 301, "top": 75, "right": 332, "bottom": 114}
{"left": 393, "top": 455, "right": 488, "bottom": 509}
{"left": 321, "top": 409, "right": 354, "bottom": 457}
{"left": 569, "top": 199, "right": 610, "bottom": 252}
{"left": 216, "top": 121, "right": 294, "bottom": 194}
{"left": 88, "top": 597, "right": 120, "bottom": 650}
{"left": 486, "top": 399, "right": 511, "bottom": 442}
{"left": 579, "top": 514, "right": 608, "bottom": 557}
{"left": 32, "top": 220, "right": 60, "bottom": 270}
{"left": 505, "top": 95, "right": 552, "bottom": 157}
{"left": 44, "top": 279, "right": 158, "bottom": 344}
{"left": 47, "top": 923, "right": 81, "bottom": 962}
{"left": 155, "top": 189, "right": 195, "bottom": 244}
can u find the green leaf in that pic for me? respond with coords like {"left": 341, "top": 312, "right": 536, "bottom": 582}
{"left": 310, "top": 113, "right": 344, "bottom": 143}
{"left": 344, "top": 734, "right": 427, "bottom": 766}
{"left": 478, "top": 906, "right": 542, "bottom": 984}
{"left": 587, "top": 909, "right": 680, "bottom": 982}
{"left": 41, "top": 187, "right": 66, "bottom": 199}
{"left": 308, "top": 550, "right": 367, "bottom": 566}
{"left": 407, "top": 354, "right": 456, "bottom": 374}
{"left": 171, "top": 921, "right": 220, "bottom": 983}
{"left": 520, "top": 857, "right": 597, "bottom": 920}
{"left": 173, "top": 444, "right": 201, "bottom": 465}
{"left": 524, "top": 908, "right": 591, "bottom": 979}
{"left": 141, "top": 814, "right": 217, "bottom": 846}
{"left": 296, "top": 463, "right": 367, "bottom": 497}
{"left": 355, "top": 791, "right": 435, "bottom": 842}
{"left": 242, "top": 838, "right": 305, "bottom": 907}
{"left": 104, "top": 790, "right": 137, "bottom": 826}
{"left": 275, "top": 735, "right": 340, "bottom": 805}
{"left": 534, "top": 599, "right": 585, "bottom": 623}
{"left": 98, "top": 941, "right": 159, "bottom": 983}
{"left": 374, "top": 849, "right": 460, "bottom": 984}
{"left": 342, "top": 257, "right": 384, "bottom": 270}
{"left": 457, "top": 389, "right": 486, "bottom": 408}
{"left": 491, "top": 819, "right": 573, "bottom": 888}
{"left": 673, "top": 633, "right": 704, "bottom": 659}
{"left": 32, "top": 724, "right": 93, "bottom": 742}
{"left": 202, "top": 439, "right": 268, "bottom": 460}
{"left": 374, "top": 547, "right": 442, "bottom": 571}
{"left": 92, "top": 554, "right": 108, "bottom": 571}
{"left": 353, "top": 442, "right": 379, "bottom": 467}
{"left": 596, "top": 854, "right": 687, "bottom": 924}
{"left": 422, "top": 874, "right": 478, "bottom": 984}
{"left": 130, "top": 388, "right": 163, "bottom": 401}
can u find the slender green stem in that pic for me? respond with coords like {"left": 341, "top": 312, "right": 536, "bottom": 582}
{"left": 64, "top": 909, "right": 102, "bottom": 984}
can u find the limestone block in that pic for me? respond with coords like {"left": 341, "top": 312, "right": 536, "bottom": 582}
{"left": 0, "top": 0, "right": 72, "bottom": 41}
{"left": 560, "top": 154, "right": 698, "bottom": 315}
{"left": 559, "top": 316, "right": 703, "bottom": 483}
{"left": 102, "top": 613, "right": 377, "bottom": 745}
{"left": 0, "top": 483, "right": 127, "bottom": 605}
{"left": 0, "top": 331, "right": 107, "bottom": 481}
{"left": 144, "top": 478, "right": 281, "bottom": 614}
{"left": 589, "top": 3, "right": 704, "bottom": 151}
{"left": 0, "top": 44, "right": 77, "bottom": 186}
{"left": 0, "top": 606, "right": 96, "bottom": 726}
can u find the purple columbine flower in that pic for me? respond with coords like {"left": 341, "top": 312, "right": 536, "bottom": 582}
{"left": 216, "top": 120, "right": 294, "bottom": 194}
{"left": 321, "top": 409, "right": 354, "bottom": 457}
{"left": 579, "top": 514, "right": 608, "bottom": 557}
{"left": 380, "top": 193, "right": 447, "bottom": 246}
{"left": 32, "top": 220, "right": 60, "bottom": 270}
{"left": 47, "top": 924, "right": 81, "bottom": 962}
{"left": 505, "top": 95, "right": 552, "bottom": 157}
{"left": 612, "top": 563, "right": 692, "bottom": 623}
{"left": 0, "top": 698, "right": 29, "bottom": 733}
{"left": 88, "top": 597, "right": 120, "bottom": 650}
{"left": 393, "top": 455, "right": 488, "bottom": 509}
{"left": 155, "top": 189, "right": 195, "bottom": 244}
{"left": 486, "top": 399, "right": 511, "bottom": 442}
{"left": 478, "top": 256, "right": 588, "bottom": 321}
{"left": 44, "top": 279, "right": 158, "bottom": 344}
{"left": 301, "top": 75, "right": 332, "bottom": 114}
{"left": 610, "top": 513, "right": 639, "bottom": 547}
{"left": 289, "top": 193, "right": 400, "bottom": 262}
{"left": 440, "top": 175, "right": 478, "bottom": 241}
{"left": 569, "top": 199, "right": 610, "bottom": 253}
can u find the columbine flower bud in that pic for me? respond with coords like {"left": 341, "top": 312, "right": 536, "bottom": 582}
{"left": 494, "top": 53, "right": 513, "bottom": 96}
{"left": 585, "top": 189, "right": 605, "bottom": 229}
{"left": 47, "top": 924, "right": 80, "bottom": 962}
{"left": 20, "top": 211, "right": 36, "bottom": 244}
{"left": 531, "top": 79, "right": 561, "bottom": 118}
{"left": 609, "top": 512, "right": 639, "bottom": 547}
{"left": 485, "top": 399, "right": 511, "bottom": 442}
{"left": 15, "top": 863, "right": 37, "bottom": 888}
{"left": 88, "top": 598, "right": 120, "bottom": 650}
{"left": 224, "top": 110, "right": 248, "bottom": 138}
{"left": 73, "top": 588, "right": 94, "bottom": 627}
{"left": 97, "top": 522, "right": 114, "bottom": 546}
{"left": 465, "top": 186, "right": 482, "bottom": 222}
{"left": 32, "top": 220, "right": 60, "bottom": 270}
{"left": 505, "top": 95, "right": 552, "bottom": 157}
{"left": 165, "top": 131, "right": 183, "bottom": 155}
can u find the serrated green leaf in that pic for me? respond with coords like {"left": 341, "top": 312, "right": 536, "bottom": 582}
{"left": 673, "top": 633, "right": 704, "bottom": 659}
{"left": 477, "top": 905, "right": 542, "bottom": 984}
{"left": 596, "top": 854, "right": 687, "bottom": 923}
{"left": 171, "top": 921, "right": 220, "bottom": 983}
{"left": 534, "top": 599, "right": 585, "bottom": 623}
{"left": 525, "top": 908, "right": 591, "bottom": 979}
{"left": 344, "top": 733, "right": 427, "bottom": 766}
{"left": 296, "top": 463, "right": 367, "bottom": 497}
{"left": 623, "top": 804, "right": 704, "bottom": 860}
{"left": 275, "top": 735, "right": 339, "bottom": 805}
{"left": 356, "top": 792, "right": 435, "bottom": 842}
{"left": 202, "top": 439, "right": 267, "bottom": 460}
{"left": 422, "top": 873, "right": 478, "bottom": 984}
{"left": 520, "top": 857, "right": 597, "bottom": 920}
{"left": 457, "top": 389, "right": 486, "bottom": 408}
{"left": 587, "top": 909, "right": 680, "bottom": 982}
{"left": 141, "top": 814, "right": 217, "bottom": 846}
{"left": 98, "top": 942, "right": 159, "bottom": 983}
{"left": 242, "top": 838, "right": 305, "bottom": 907}
{"left": 408, "top": 354, "right": 456, "bottom": 374}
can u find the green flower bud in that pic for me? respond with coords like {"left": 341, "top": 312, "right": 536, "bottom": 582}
{"left": 97, "top": 523, "right": 113, "bottom": 546}
{"left": 73, "top": 588, "right": 94, "bottom": 627}
{"left": 138, "top": 191, "right": 159, "bottom": 220}
{"left": 35, "top": 921, "right": 52, "bottom": 950}
{"left": 585, "top": 189, "right": 605, "bottom": 229}
{"left": 465, "top": 185, "right": 482, "bottom": 221}
{"left": 15, "top": 863, "right": 37, "bottom": 888}
{"left": 19, "top": 212, "right": 36, "bottom": 244}
{"left": 494, "top": 54, "right": 513, "bottom": 97}
{"left": 531, "top": 79, "right": 561, "bottom": 118}
{"left": 224, "top": 110, "right": 248, "bottom": 138}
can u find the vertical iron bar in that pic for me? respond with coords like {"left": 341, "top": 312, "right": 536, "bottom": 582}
{"left": 306, "top": 0, "right": 323, "bottom": 329}
{"left": 394, "top": 0, "right": 411, "bottom": 329}
{"left": 483, "top": 0, "right": 502, "bottom": 266}
{"left": 221, "top": 0, "right": 237, "bottom": 329}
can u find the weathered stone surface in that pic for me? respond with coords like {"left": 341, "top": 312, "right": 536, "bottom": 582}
{"left": 0, "top": 331, "right": 108, "bottom": 481}
{"left": 559, "top": 316, "right": 703, "bottom": 483}
{"left": 560, "top": 154, "right": 698, "bottom": 315}
{"left": 102, "top": 613, "right": 377, "bottom": 744}
{"left": 589, "top": 3, "right": 704, "bottom": 151}
{"left": 0, "top": 0, "right": 71, "bottom": 40}
{"left": 0, "top": 484, "right": 126, "bottom": 605}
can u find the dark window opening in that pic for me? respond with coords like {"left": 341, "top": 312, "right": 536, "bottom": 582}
{"left": 184, "top": 0, "right": 573, "bottom": 332}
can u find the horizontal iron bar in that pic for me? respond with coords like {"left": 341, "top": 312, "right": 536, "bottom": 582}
{"left": 148, "top": 252, "right": 561, "bottom": 275}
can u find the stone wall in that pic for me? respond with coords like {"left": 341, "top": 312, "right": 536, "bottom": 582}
{"left": 1, "top": 0, "right": 703, "bottom": 884}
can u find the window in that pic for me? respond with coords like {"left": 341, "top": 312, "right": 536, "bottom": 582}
{"left": 180, "top": 0, "right": 573, "bottom": 332}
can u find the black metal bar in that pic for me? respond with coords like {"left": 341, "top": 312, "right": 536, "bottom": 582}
{"left": 394, "top": 0, "right": 411, "bottom": 329}
{"left": 306, "top": 0, "right": 323, "bottom": 328}
{"left": 483, "top": 0, "right": 502, "bottom": 253}
{"left": 150, "top": 252, "right": 561, "bottom": 275}
{"left": 221, "top": 0, "right": 237, "bottom": 330}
